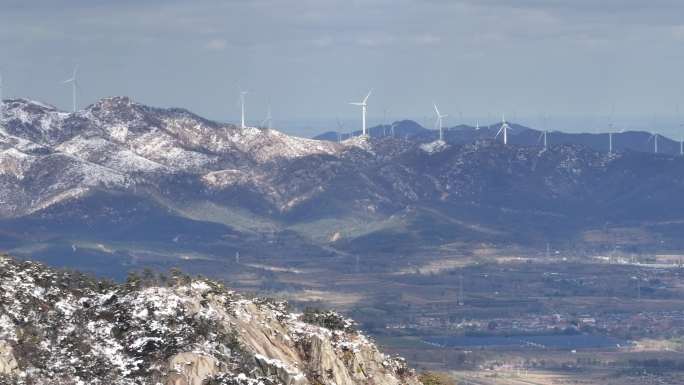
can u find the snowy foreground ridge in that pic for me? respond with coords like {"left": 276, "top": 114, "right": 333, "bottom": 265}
{"left": 0, "top": 256, "right": 420, "bottom": 385}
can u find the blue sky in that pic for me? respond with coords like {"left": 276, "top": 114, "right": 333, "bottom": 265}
{"left": 1, "top": 0, "right": 684, "bottom": 137}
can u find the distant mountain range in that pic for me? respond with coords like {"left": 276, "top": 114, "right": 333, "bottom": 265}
{"left": 315, "top": 120, "right": 683, "bottom": 155}
{"left": 2, "top": 97, "right": 684, "bottom": 279}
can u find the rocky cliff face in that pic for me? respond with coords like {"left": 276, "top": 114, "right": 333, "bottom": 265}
{"left": 0, "top": 255, "right": 420, "bottom": 385}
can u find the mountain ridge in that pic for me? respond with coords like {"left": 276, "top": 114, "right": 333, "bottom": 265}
{"left": 2, "top": 96, "right": 684, "bottom": 280}
{"left": 315, "top": 120, "right": 684, "bottom": 156}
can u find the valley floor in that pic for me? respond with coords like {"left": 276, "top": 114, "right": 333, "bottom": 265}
{"left": 8, "top": 239, "right": 684, "bottom": 384}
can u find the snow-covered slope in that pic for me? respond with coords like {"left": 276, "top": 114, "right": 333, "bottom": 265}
{"left": 3, "top": 96, "right": 684, "bottom": 249}
{"left": 0, "top": 255, "right": 420, "bottom": 385}
{"left": 0, "top": 97, "right": 353, "bottom": 217}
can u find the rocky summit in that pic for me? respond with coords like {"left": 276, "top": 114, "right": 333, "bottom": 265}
{"left": 0, "top": 255, "right": 419, "bottom": 385}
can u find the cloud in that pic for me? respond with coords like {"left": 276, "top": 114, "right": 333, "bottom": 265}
{"left": 204, "top": 38, "right": 227, "bottom": 51}
{"left": 311, "top": 36, "right": 334, "bottom": 48}
{"left": 672, "top": 25, "right": 684, "bottom": 41}
{"left": 356, "top": 34, "right": 396, "bottom": 47}
{"left": 411, "top": 33, "right": 441, "bottom": 46}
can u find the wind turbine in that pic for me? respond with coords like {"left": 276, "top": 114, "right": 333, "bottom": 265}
{"left": 62, "top": 65, "right": 78, "bottom": 113}
{"left": 0, "top": 72, "right": 4, "bottom": 110}
{"left": 382, "top": 108, "right": 388, "bottom": 136}
{"left": 538, "top": 130, "right": 548, "bottom": 150}
{"left": 538, "top": 115, "right": 549, "bottom": 150}
{"left": 680, "top": 124, "right": 684, "bottom": 156}
{"left": 260, "top": 103, "right": 273, "bottom": 129}
{"left": 239, "top": 90, "right": 248, "bottom": 129}
{"left": 608, "top": 123, "right": 616, "bottom": 154}
{"left": 495, "top": 115, "right": 511, "bottom": 145}
{"left": 433, "top": 103, "right": 448, "bottom": 141}
{"left": 647, "top": 131, "right": 659, "bottom": 154}
{"left": 336, "top": 118, "right": 345, "bottom": 142}
{"left": 349, "top": 89, "right": 372, "bottom": 137}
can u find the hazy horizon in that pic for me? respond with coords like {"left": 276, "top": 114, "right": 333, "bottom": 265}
{"left": 2, "top": 1, "right": 684, "bottom": 137}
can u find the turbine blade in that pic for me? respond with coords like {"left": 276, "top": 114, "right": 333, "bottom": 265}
{"left": 434, "top": 104, "right": 440, "bottom": 116}
{"left": 363, "top": 89, "right": 372, "bottom": 104}
{"left": 495, "top": 127, "right": 504, "bottom": 138}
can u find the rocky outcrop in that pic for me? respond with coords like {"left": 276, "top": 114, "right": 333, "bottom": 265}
{"left": 0, "top": 255, "right": 421, "bottom": 385}
{"left": 167, "top": 353, "right": 220, "bottom": 385}
{"left": 0, "top": 342, "right": 18, "bottom": 377}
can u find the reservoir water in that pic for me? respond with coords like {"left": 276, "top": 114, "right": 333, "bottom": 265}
{"left": 424, "top": 334, "right": 628, "bottom": 349}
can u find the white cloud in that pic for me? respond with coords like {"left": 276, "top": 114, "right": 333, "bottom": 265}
{"left": 356, "top": 34, "right": 396, "bottom": 47}
{"left": 311, "top": 36, "right": 334, "bottom": 47}
{"left": 204, "top": 38, "right": 227, "bottom": 51}
{"left": 672, "top": 25, "right": 684, "bottom": 41}
{"left": 411, "top": 33, "right": 441, "bottom": 46}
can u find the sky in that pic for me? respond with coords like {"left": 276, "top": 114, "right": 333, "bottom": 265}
{"left": 1, "top": 0, "right": 684, "bottom": 137}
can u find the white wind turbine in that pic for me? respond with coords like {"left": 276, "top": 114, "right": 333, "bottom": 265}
{"left": 678, "top": 105, "right": 683, "bottom": 156}
{"left": 495, "top": 115, "right": 511, "bottom": 145}
{"left": 608, "top": 125, "right": 613, "bottom": 154}
{"left": 606, "top": 105, "right": 620, "bottom": 154}
{"left": 0, "top": 72, "right": 5, "bottom": 121}
{"left": 433, "top": 103, "right": 448, "bottom": 141}
{"left": 538, "top": 130, "right": 548, "bottom": 150}
{"left": 336, "top": 118, "right": 345, "bottom": 142}
{"left": 647, "top": 131, "right": 660, "bottom": 154}
{"left": 62, "top": 65, "right": 79, "bottom": 113}
{"left": 680, "top": 123, "right": 684, "bottom": 156}
{"left": 239, "top": 90, "right": 248, "bottom": 129}
{"left": 538, "top": 115, "right": 549, "bottom": 150}
{"left": 349, "top": 89, "right": 372, "bottom": 137}
{"left": 382, "top": 108, "right": 388, "bottom": 136}
{"left": 260, "top": 103, "right": 273, "bottom": 129}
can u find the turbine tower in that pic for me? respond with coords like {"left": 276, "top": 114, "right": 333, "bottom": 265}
{"left": 239, "top": 91, "right": 248, "bottom": 129}
{"left": 608, "top": 124, "right": 614, "bottom": 154}
{"left": 349, "top": 89, "right": 372, "bottom": 137}
{"left": 539, "top": 115, "right": 549, "bottom": 150}
{"left": 62, "top": 65, "right": 78, "bottom": 113}
{"left": 495, "top": 115, "right": 510, "bottom": 145}
{"left": 538, "top": 130, "right": 548, "bottom": 150}
{"left": 648, "top": 132, "right": 659, "bottom": 154}
{"left": 260, "top": 103, "right": 273, "bottom": 129}
{"left": 383, "top": 108, "right": 388, "bottom": 136}
{"left": 0, "top": 72, "right": 4, "bottom": 110}
{"left": 608, "top": 104, "right": 615, "bottom": 154}
{"left": 433, "top": 103, "right": 448, "bottom": 141}
{"left": 336, "top": 118, "right": 345, "bottom": 142}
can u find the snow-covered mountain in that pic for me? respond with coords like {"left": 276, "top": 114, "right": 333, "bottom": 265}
{"left": 0, "top": 97, "right": 350, "bottom": 217}
{"left": 0, "top": 255, "right": 419, "bottom": 385}
{"left": 2, "top": 96, "right": 684, "bottom": 278}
